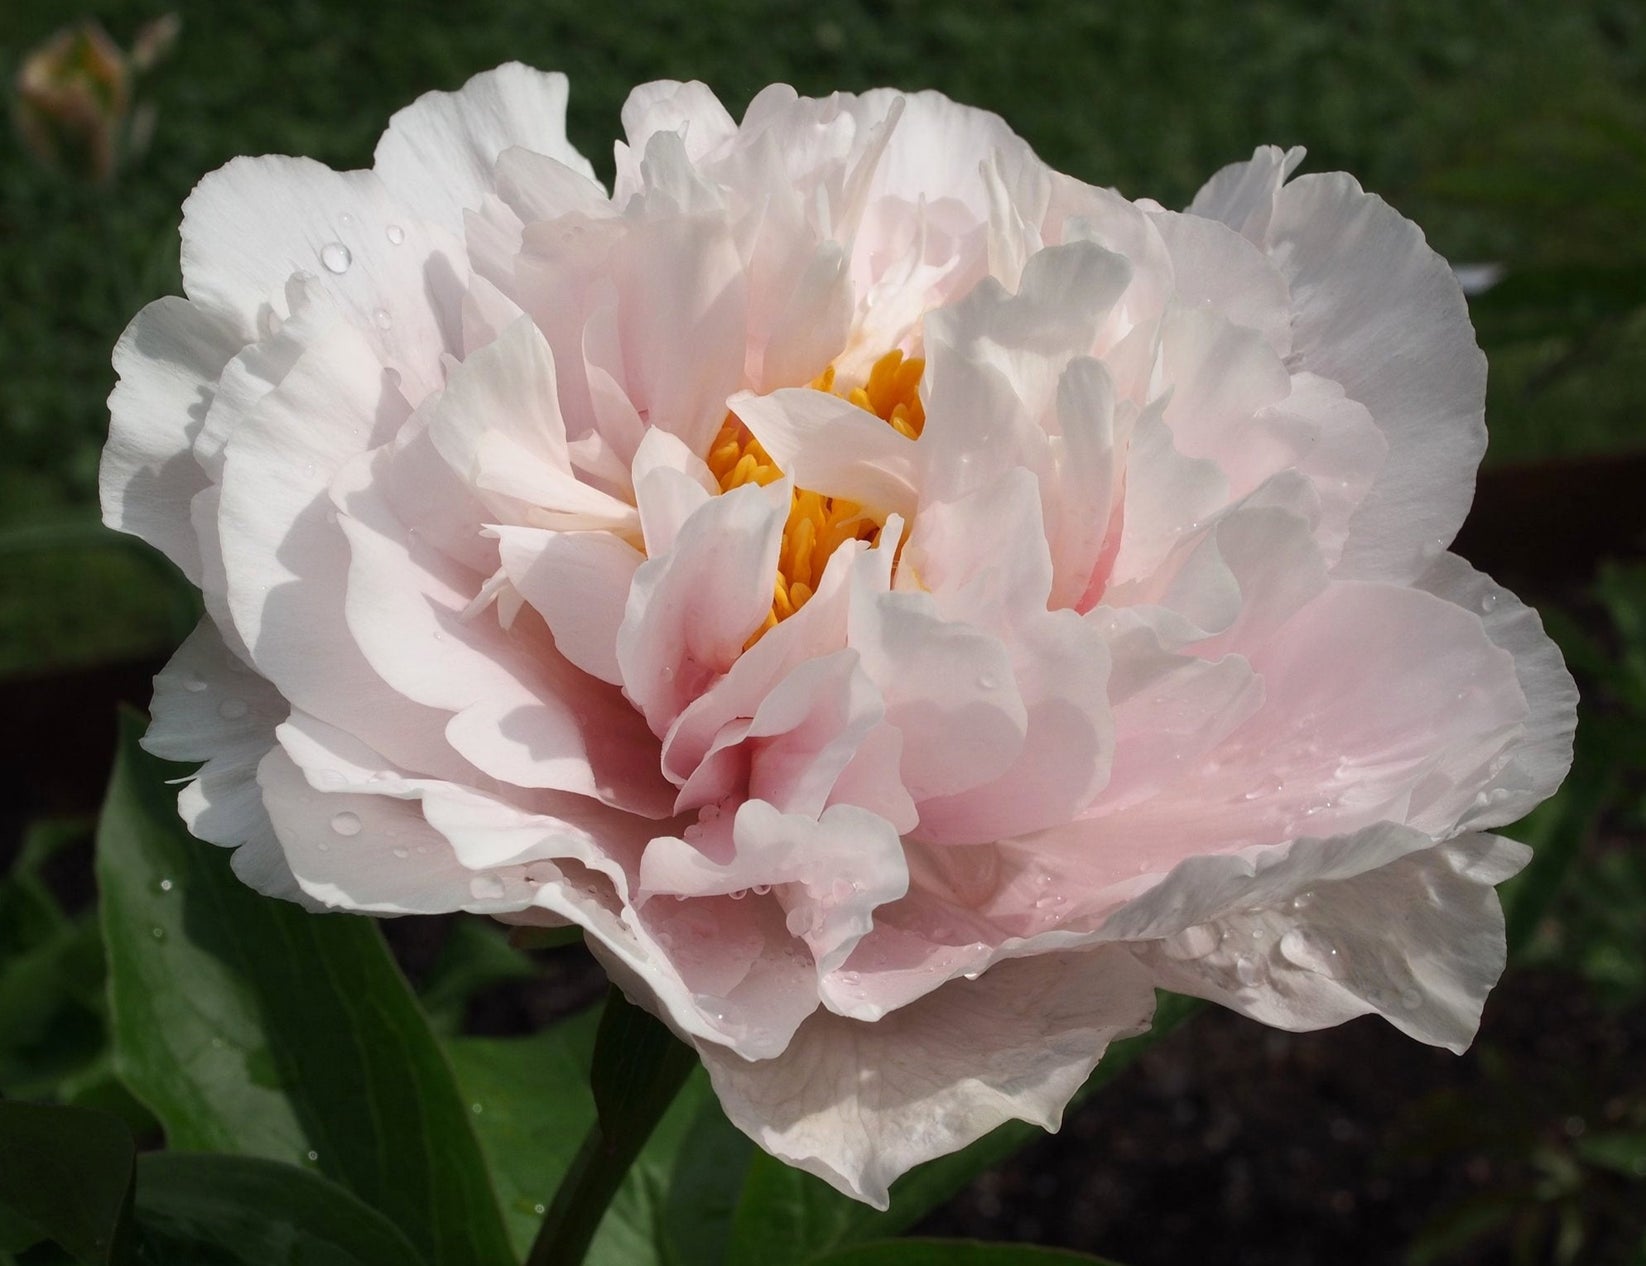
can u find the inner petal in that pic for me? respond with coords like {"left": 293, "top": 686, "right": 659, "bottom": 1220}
{"left": 708, "top": 350, "right": 925, "bottom": 641}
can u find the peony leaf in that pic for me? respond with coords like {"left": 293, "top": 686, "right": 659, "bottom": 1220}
{"left": 132, "top": 1153, "right": 424, "bottom": 1266}
{"left": 0, "top": 1100, "right": 135, "bottom": 1265}
{"left": 805, "top": 1240, "right": 1127, "bottom": 1265}
{"left": 95, "top": 711, "right": 512, "bottom": 1266}
{"left": 724, "top": 994, "right": 1199, "bottom": 1266}
{"left": 447, "top": 1008, "right": 712, "bottom": 1266}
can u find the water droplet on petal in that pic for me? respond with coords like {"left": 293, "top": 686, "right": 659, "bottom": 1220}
{"left": 306, "top": 1150, "right": 319, "bottom": 1163}
{"left": 391, "top": 847, "right": 409, "bottom": 860}
{"left": 976, "top": 673, "right": 997, "bottom": 690}
{"left": 183, "top": 676, "right": 208, "bottom": 693}
{"left": 533, "top": 1202, "right": 546, "bottom": 1215}
{"left": 339, "top": 211, "right": 354, "bottom": 226}
{"left": 470, "top": 1102, "right": 484, "bottom": 1115}
{"left": 728, "top": 888, "right": 748, "bottom": 901}
{"left": 470, "top": 875, "right": 507, "bottom": 901}
{"left": 1479, "top": 591, "right": 1499, "bottom": 614}
{"left": 330, "top": 811, "right": 362, "bottom": 837}
{"left": 217, "top": 698, "right": 248, "bottom": 720}
{"left": 385, "top": 224, "right": 405, "bottom": 245}
{"left": 752, "top": 883, "right": 772, "bottom": 895}
{"left": 150, "top": 926, "right": 166, "bottom": 941}
{"left": 158, "top": 878, "right": 173, "bottom": 893}
{"left": 1234, "top": 955, "right": 1262, "bottom": 986}
{"left": 373, "top": 307, "right": 393, "bottom": 330}
{"left": 1399, "top": 989, "right": 1423, "bottom": 1010}
{"left": 319, "top": 242, "right": 352, "bottom": 274}
{"left": 261, "top": 309, "right": 284, "bottom": 338}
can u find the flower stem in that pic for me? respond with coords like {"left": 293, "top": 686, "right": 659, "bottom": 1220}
{"left": 525, "top": 987, "right": 697, "bottom": 1266}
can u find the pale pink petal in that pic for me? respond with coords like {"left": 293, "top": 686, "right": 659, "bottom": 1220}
{"left": 144, "top": 622, "right": 314, "bottom": 905}
{"left": 180, "top": 156, "right": 463, "bottom": 401}
{"left": 1147, "top": 209, "right": 1292, "bottom": 354}
{"left": 1417, "top": 554, "right": 1579, "bottom": 829}
{"left": 1125, "top": 827, "right": 1529, "bottom": 1052}
{"left": 731, "top": 387, "right": 918, "bottom": 520}
{"left": 1186, "top": 144, "right": 1306, "bottom": 244}
{"left": 1267, "top": 173, "right": 1487, "bottom": 582}
{"left": 640, "top": 799, "right": 907, "bottom": 975}
{"left": 102, "top": 298, "right": 241, "bottom": 581}
{"left": 216, "top": 308, "right": 468, "bottom": 778}
{"left": 495, "top": 525, "right": 642, "bottom": 687}
{"left": 698, "top": 947, "right": 1157, "bottom": 1208}
{"left": 373, "top": 63, "right": 595, "bottom": 234}
{"left": 617, "top": 483, "right": 787, "bottom": 734}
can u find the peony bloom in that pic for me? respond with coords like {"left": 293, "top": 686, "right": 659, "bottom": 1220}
{"left": 103, "top": 66, "right": 1575, "bottom": 1206}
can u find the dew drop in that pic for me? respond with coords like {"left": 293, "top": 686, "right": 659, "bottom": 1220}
{"left": 1478, "top": 591, "right": 1499, "bottom": 614}
{"left": 183, "top": 676, "right": 208, "bottom": 693}
{"left": 385, "top": 224, "right": 405, "bottom": 245}
{"left": 373, "top": 307, "right": 393, "bottom": 330}
{"left": 150, "top": 926, "right": 166, "bottom": 941}
{"left": 1234, "top": 955, "right": 1262, "bottom": 986}
{"left": 728, "top": 888, "right": 748, "bottom": 901}
{"left": 339, "top": 211, "right": 354, "bottom": 226}
{"left": 330, "top": 811, "right": 362, "bottom": 837}
{"left": 319, "top": 241, "right": 352, "bottom": 274}
{"left": 1165, "top": 924, "right": 1220, "bottom": 961}
{"left": 158, "top": 878, "right": 174, "bottom": 893}
{"left": 699, "top": 804, "right": 721, "bottom": 822}
{"left": 786, "top": 908, "right": 812, "bottom": 937}
{"left": 217, "top": 698, "right": 249, "bottom": 720}
{"left": 470, "top": 1102, "right": 484, "bottom": 1115}
{"left": 306, "top": 1150, "right": 319, "bottom": 1163}
{"left": 683, "top": 824, "right": 703, "bottom": 841}
{"left": 392, "top": 847, "right": 409, "bottom": 860}
{"left": 470, "top": 875, "right": 507, "bottom": 901}
{"left": 752, "top": 883, "right": 772, "bottom": 895}
{"left": 976, "top": 673, "right": 998, "bottom": 690}
{"left": 261, "top": 309, "right": 284, "bottom": 338}
{"left": 210, "top": 1037, "right": 225, "bottom": 1050}
{"left": 1399, "top": 989, "right": 1423, "bottom": 1010}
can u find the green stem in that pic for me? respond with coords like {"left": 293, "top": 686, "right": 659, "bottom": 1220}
{"left": 525, "top": 988, "right": 697, "bottom": 1266}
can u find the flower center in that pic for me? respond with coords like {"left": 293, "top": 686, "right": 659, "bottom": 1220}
{"left": 708, "top": 350, "right": 925, "bottom": 643}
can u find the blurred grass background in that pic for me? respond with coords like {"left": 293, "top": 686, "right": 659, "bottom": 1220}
{"left": 2, "top": 3, "right": 1645, "bottom": 1263}
{"left": 3, "top": 0, "right": 1645, "bottom": 674}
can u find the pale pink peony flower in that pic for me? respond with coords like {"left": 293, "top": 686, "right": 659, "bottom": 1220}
{"left": 102, "top": 65, "right": 1576, "bottom": 1206}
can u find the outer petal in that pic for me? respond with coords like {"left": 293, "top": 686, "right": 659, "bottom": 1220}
{"left": 180, "top": 156, "right": 464, "bottom": 401}
{"left": 1417, "top": 554, "right": 1579, "bottom": 829}
{"left": 144, "top": 621, "right": 312, "bottom": 905}
{"left": 373, "top": 63, "right": 597, "bottom": 234}
{"left": 1267, "top": 173, "right": 1487, "bottom": 581}
{"left": 102, "top": 298, "right": 242, "bottom": 581}
{"left": 1128, "top": 828, "right": 1529, "bottom": 1053}
{"left": 698, "top": 947, "right": 1157, "bottom": 1208}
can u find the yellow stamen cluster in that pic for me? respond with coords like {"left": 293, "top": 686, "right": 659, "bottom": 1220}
{"left": 707, "top": 350, "right": 925, "bottom": 643}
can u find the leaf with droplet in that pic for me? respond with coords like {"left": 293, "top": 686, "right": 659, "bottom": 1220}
{"left": 96, "top": 710, "right": 511, "bottom": 1266}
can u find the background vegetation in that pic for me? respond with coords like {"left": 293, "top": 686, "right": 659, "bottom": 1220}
{"left": 2, "top": 2, "right": 1644, "bottom": 1263}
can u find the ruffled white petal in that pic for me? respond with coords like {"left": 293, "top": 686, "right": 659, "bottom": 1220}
{"left": 374, "top": 63, "right": 596, "bottom": 234}
{"left": 698, "top": 947, "right": 1157, "bottom": 1208}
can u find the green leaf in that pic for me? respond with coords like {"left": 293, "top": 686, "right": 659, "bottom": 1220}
{"left": 726, "top": 993, "right": 1199, "bottom": 1266}
{"left": 447, "top": 1006, "right": 712, "bottom": 1266}
{"left": 661, "top": 1095, "right": 754, "bottom": 1266}
{"left": 95, "top": 711, "right": 512, "bottom": 1266}
{"left": 0, "top": 1101, "right": 134, "bottom": 1265}
{"left": 132, "top": 1153, "right": 425, "bottom": 1266}
{"left": 807, "top": 1240, "right": 1125, "bottom": 1266}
